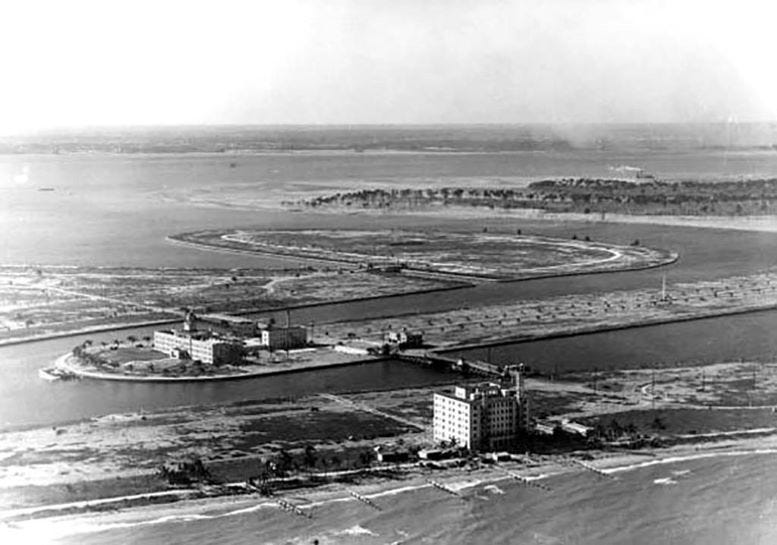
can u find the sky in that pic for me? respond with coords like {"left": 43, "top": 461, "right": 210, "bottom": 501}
{"left": 0, "top": 0, "right": 776, "bottom": 132}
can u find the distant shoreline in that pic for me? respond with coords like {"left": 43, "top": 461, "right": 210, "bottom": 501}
{"left": 289, "top": 203, "right": 777, "bottom": 233}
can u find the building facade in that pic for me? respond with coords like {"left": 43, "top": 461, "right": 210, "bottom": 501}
{"left": 259, "top": 325, "right": 308, "bottom": 350}
{"left": 433, "top": 366, "right": 529, "bottom": 451}
{"left": 153, "top": 330, "right": 243, "bottom": 365}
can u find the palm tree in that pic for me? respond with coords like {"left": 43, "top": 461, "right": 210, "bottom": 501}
{"left": 303, "top": 444, "right": 317, "bottom": 469}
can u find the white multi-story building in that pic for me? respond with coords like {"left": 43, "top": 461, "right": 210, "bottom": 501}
{"left": 153, "top": 330, "right": 243, "bottom": 365}
{"left": 433, "top": 366, "right": 529, "bottom": 451}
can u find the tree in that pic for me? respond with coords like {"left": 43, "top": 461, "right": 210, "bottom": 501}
{"left": 329, "top": 455, "right": 341, "bottom": 469}
{"left": 276, "top": 449, "right": 293, "bottom": 476}
{"left": 358, "top": 450, "right": 373, "bottom": 467}
{"left": 651, "top": 416, "right": 666, "bottom": 431}
{"left": 303, "top": 444, "right": 317, "bottom": 469}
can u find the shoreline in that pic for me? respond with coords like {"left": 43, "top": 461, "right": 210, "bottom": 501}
{"left": 36, "top": 279, "right": 777, "bottom": 383}
{"left": 54, "top": 352, "right": 384, "bottom": 383}
{"left": 442, "top": 299, "right": 777, "bottom": 353}
{"left": 288, "top": 203, "right": 777, "bottom": 233}
{"left": 5, "top": 432, "right": 777, "bottom": 527}
{"left": 6, "top": 357, "right": 777, "bottom": 530}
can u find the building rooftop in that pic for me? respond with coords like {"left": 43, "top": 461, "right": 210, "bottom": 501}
{"left": 435, "top": 381, "right": 518, "bottom": 403}
{"left": 157, "top": 329, "right": 234, "bottom": 343}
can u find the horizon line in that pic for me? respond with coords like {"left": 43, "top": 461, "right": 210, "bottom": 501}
{"left": 5, "top": 120, "right": 777, "bottom": 136}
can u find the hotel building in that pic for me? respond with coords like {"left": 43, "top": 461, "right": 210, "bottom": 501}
{"left": 433, "top": 366, "right": 529, "bottom": 451}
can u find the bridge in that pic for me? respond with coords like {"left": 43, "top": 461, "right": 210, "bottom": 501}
{"left": 396, "top": 349, "right": 505, "bottom": 377}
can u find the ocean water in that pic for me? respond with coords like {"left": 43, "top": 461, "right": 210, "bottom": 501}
{"left": 13, "top": 451, "right": 777, "bottom": 545}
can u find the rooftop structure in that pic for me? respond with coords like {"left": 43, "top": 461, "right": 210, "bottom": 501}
{"left": 433, "top": 365, "right": 529, "bottom": 451}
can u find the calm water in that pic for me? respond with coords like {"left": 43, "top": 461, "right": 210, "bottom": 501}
{"left": 448, "top": 309, "right": 777, "bottom": 374}
{"left": 3, "top": 149, "right": 777, "bottom": 266}
{"left": 2, "top": 149, "right": 777, "bottom": 428}
{"left": 0, "top": 326, "right": 454, "bottom": 430}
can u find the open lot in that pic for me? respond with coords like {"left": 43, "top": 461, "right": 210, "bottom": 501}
{"left": 0, "top": 265, "right": 459, "bottom": 343}
{"left": 0, "top": 390, "right": 426, "bottom": 510}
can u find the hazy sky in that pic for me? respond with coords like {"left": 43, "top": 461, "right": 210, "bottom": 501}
{"left": 1, "top": 0, "right": 776, "bottom": 132}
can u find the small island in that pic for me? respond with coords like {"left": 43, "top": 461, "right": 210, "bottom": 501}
{"left": 171, "top": 228, "right": 677, "bottom": 281}
{"left": 290, "top": 177, "right": 777, "bottom": 217}
{"left": 48, "top": 311, "right": 380, "bottom": 382}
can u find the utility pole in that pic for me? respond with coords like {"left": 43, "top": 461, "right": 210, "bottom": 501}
{"left": 285, "top": 309, "right": 291, "bottom": 360}
{"left": 661, "top": 274, "right": 667, "bottom": 302}
{"left": 651, "top": 366, "right": 656, "bottom": 411}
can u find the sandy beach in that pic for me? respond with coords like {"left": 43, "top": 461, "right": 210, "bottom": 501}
{"left": 5, "top": 433, "right": 777, "bottom": 545}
